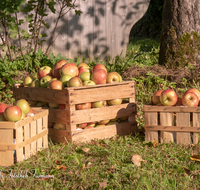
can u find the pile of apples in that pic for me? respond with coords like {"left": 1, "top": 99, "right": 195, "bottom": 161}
{"left": 151, "top": 88, "right": 200, "bottom": 107}
{"left": 0, "top": 99, "right": 35, "bottom": 122}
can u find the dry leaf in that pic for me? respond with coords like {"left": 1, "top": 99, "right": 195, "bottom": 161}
{"left": 190, "top": 155, "right": 200, "bottom": 161}
{"left": 108, "top": 165, "right": 115, "bottom": 173}
{"left": 98, "top": 181, "right": 108, "bottom": 189}
{"left": 153, "top": 139, "right": 158, "bottom": 147}
{"left": 131, "top": 154, "right": 146, "bottom": 167}
{"left": 56, "top": 165, "right": 67, "bottom": 171}
{"left": 55, "top": 159, "right": 62, "bottom": 165}
{"left": 82, "top": 147, "right": 90, "bottom": 153}
{"left": 183, "top": 167, "right": 191, "bottom": 175}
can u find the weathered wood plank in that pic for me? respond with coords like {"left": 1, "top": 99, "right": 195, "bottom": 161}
{"left": 193, "top": 113, "right": 200, "bottom": 144}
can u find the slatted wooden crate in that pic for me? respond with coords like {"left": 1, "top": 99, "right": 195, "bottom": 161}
{"left": 0, "top": 108, "right": 48, "bottom": 167}
{"left": 143, "top": 104, "right": 200, "bottom": 144}
{"left": 13, "top": 81, "right": 137, "bottom": 143}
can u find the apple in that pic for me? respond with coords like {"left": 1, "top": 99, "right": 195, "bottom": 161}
{"left": 28, "top": 100, "right": 38, "bottom": 106}
{"left": 97, "top": 119, "right": 110, "bottom": 125}
{"left": 78, "top": 66, "right": 90, "bottom": 77}
{"left": 67, "top": 77, "right": 82, "bottom": 87}
{"left": 48, "top": 102, "right": 60, "bottom": 109}
{"left": 106, "top": 72, "right": 121, "bottom": 83}
{"left": 26, "top": 107, "right": 35, "bottom": 117}
{"left": 92, "top": 64, "right": 107, "bottom": 73}
{"left": 152, "top": 90, "right": 164, "bottom": 105}
{"left": 59, "top": 104, "right": 66, "bottom": 109}
{"left": 31, "top": 79, "right": 40, "bottom": 87}
{"left": 175, "top": 97, "right": 182, "bottom": 106}
{"left": 183, "top": 88, "right": 200, "bottom": 100}
{"left": 23, "top": 76, "right": 34, "bottom": 87}
{"left": 91, "top": 100, "right": 107, "bottom": 108}
{"left": 110, "top": 118, "right": 118, "bottom": 122}
{"left": 107, "top": 98, "right": 123, "bottom": 106}
{"left": 0, "top": 102, "right": 8, "bottom": 113}
{"left": 40, "top": 75, "right": 52, "bottom": 88}
{"left": 160, "top": 89, "right": 178, "bottom": 106}
{"left": 48, "top": 80, "right": 63, "bottom": 90}
{"left": 76, "top": 102, "right": 91, "bottom": 110}
{"left": 119, "top": 116, "right": 129, "bottom": 122}
{"left": 79, "top": 72, "right": 91, "bottom": 82}
{"left": 87, "top": 121, "right": 97, "bottom": 127}
{"left": 91, "top": 69, "right": 107, "bottom": 84}
{"left": 182, "top": 92, "right": 199, "bottom": 107}
{"left": 4, "top": 106, "right": 22, "bottom": 122}
{"left": 54, "top": 123, "right": 67, "bottom": 130}
{"left": 16, "top": 99, "right": 30, "bottom": 115}
{"left": 60, "top": 63, "right": 79, "bottom": 77}
{"left": 60, "top": 74, "right": 72, "bottom": 87}
{"left": 95, "top": 124, "right": 105, "bottom": 128}
{"left": 36, "top": 101, "right": 47, "bottom": 107}
{"left": 77, "top": 123, "right": 88, "bottom": 129}
{"left": 37, "top": 66, "right": 52, "bottom": 80}
{"left": 52, "top": 59, "right": 68, "bottom": 79}
{"left": 21, "top": 111, "right": 25, "bottom": 120}
{"left": 106, "top": 121, "right": 118, "bottom": 125}
{"left": 82, "top": 80, "right": 96, "bottom": 86}
{"left": 77, "top": 63, "right": 90, "bottom": 68}
{"left": 85, "top": 125, "right": 95, "bottom": 129}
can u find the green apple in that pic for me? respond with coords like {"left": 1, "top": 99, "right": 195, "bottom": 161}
{"left": 91, "top": 100, "right": 107, "bottom": 108}
{"left": 82, "top": 80, "right": 96, "bottom": 86}
{"left": 107, "top": 98, "right": 123, "bottom": 106}
{"left": 60, "top": 74, "right": 72, "bottom": 87}
{"left": 106, "top": 121, "right": 118, "bottom": 125}
{"left": 23, "top": 76, "right": 35, "bottom": 87}
{"left": 79, "top": 72, "right": 91, "bottom": 82}
{"left": 40, "top": 75, "right": 52, "bottom": 88}
{"left": 67, "top": 77, "right": 82, "bottom": 87}
{"left": 31, "top": 79, "right": 40, "bottom": 87}
{"left": 97, "top": 119, "right": 110, "bottom": 125}
{"left": 48, "top": 102, "right": 60, "bottom": 109}
{"left": 16, "top": 99, "right": 31, "bottom": 115}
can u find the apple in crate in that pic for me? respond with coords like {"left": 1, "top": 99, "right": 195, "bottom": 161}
{"left": 26, "top": 107, "right": 35, "bottom": 117}
{"left": 85, "top": 125, "right": 95, "bottom": 129}
{"left": 31, "top": 79, "right": 40, "bottom": 87}
{"left": 92, "top": 64, "right": 107, "bottom": 73}
{"left": 60, "top": 74, "right": 72, "bottom": 87}
{"left": 79, "top": 72, "right": 91, "bottom": 82}
{"left": 97, "top": 119, "right": 110, "bottom": 125}
{"left": 106, "top": 121, "right": 118, "bottom": 125}
{"left": 91, "top": 100, "right": 107, "bottom": 108}
{"left": 16, "top": 99, "right": 30, "bottom": 115}
{"left": 52, "top": 59, "right": 68, "bottom": 79}
{"left": 107, "top": 98, "right": 122, "bottom": 106}
{"left": 77, "top": 123, "right": 88, "bottom": 129}
{"left": 91, "top": 69, "right": 107, "bottom": 84}
{"left": 83, "top": 80, "right": 96, "bottom": 86}
{"left": 183, "top": 88, "right": 200, "bottom": 100}
{"left": 4, "top": 106, "right": 22, "bottom": 122}
{"left": 49, "top": 102, "right": 60, "bottom": 109}
{"left": 95, "top": 124, "right": 105, "bottom": 128}
{"left": 152, "top": 90, "right": 163, "bottom": 105}
{"left": 78, "top": 66, "right": 90, "bottom": 77}
{"left": 0, "top": 102, "right": 8, "bottom": 113}
{"left": 87, "top": 121, "right": 97, "bottom": 127}
{"left": 182, "top": 92, "right": 199, "bottom": 107}
{"left": 59, "top": 104, "right": 66, "bottom": 109}
{"left": 76, "top": 102, "right": 91, "bottom": 110}
{"left": 77, "top": 62, "right": 90, "bottom": 68}
{"left": 60, "top": 63, "right": 79, "bottom": 77}
{"left": 160, "top": 89, "right": 178, "bottom": 106}
{"left": 54, "top": 123, "right": 66, "bottom": 130}
{"left": 48, "top": 80, "right": 63, "bottom": 90}
{"left": 23, "top": 76, "right": 35, "bottom": 87}
{"left": 67, "top": 77, "right": 82, "bottom": 87}
{"left": 37, "top": 66, "right": 52, "bottom": 80}
{"left": 106, "top": 72, "right": 122, "bottom": 83}
{"left": 40, "top": 75, "right": 52, "bottom": 88}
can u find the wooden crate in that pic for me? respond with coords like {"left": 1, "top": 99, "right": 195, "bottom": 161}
{"left": 143, "top": 104, "right": 200, "bottom": 144}
{"left": 13, "top": 81, "right": 137, "bottom": 143}
{"left": 0, "top": 108, "right": 48, "bottom": 167}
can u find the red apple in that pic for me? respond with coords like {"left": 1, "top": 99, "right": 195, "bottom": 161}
{"left": 91, "top": 100, "right": 107, "bottom": 108}
{"left": 4, "top": 106, "right": 22, "bottom": 122}
{"left": 85, "top": 125, "right": 95, "bottom": 129}
{"left": 48, "top": 80, "right": 63, "bottom": 90}
{"left": 183, "top": 88, "right": 200, "bottom": 100}
{"left": 77, "top": 123, "right": 88, "bottom": 129}
{"left": 59, "top": 104, "right": 66, "bottom": 109}
{"left": 78, "top": 66, "right": 90, "bottom": 77}
{"left": 76, "top": 102, "right": 91, "bottom": 110}
{"left": 16, "top": 99, "right": 30, "bottom": 115}
{"left": 26, "top": 107, "right": 35, "bottom": 117}
{"left": 92, "top": 64, "right": 107, "bottom": 73}
{"left": 107, "top": 98, "right": 122, "bottom": 106}
{"left": 0, "top": 102, "right": 8, "bottom": 114}
{"left": 77, "top": 63, "right": 90, "bottom": 68}
{"left": 152, "top": 90, "right": 164, "bottom": 105}
{"left": 52, "top": 59, "right": 68, "bottom": 79}
{"left": 79, "top": 72, "right": 91, "bottom": 82}
{"left": 160, "top": 89, "right": 178, "bottom": 106}
{"left": 106, "top": 72, "right": 121, "bottom": 83}
{"left": 87, "top": 121, "right": 97, "bottom": 127}
{"left": 182, "top": 92, "right": 199, "bottom": 107}
{"left": 37, "top": 66, "right": 52, "bottom": 80}
{"left": 60, "top": 74, "right": 72, "bottom": 87}
{"left": 60, "top": 63, "right": 79, "bottom": 77}
{"left": 91, "top": 69, "right": 107, "bottom": 84}
{"left": 67, "top": 77, "right": 82, "bottom": 87}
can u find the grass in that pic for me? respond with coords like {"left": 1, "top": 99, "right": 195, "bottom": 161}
{"left": 1, "top": 37, "right": 200, "bottom": 189}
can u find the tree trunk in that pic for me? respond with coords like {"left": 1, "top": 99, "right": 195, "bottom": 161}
{"left": 159, "top": 0, "right": 200, "bottom": 67}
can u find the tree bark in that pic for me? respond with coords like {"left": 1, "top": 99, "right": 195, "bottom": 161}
{"left": 159, "top": 0, "right": 200, "bottom": 66}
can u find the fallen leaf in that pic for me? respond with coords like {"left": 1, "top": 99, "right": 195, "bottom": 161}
{"left": 190, "top": 155, "right": 200, "bottom": 161}
{"left": 131, "top": 154, "right": 146, "bottom": 167}
{"left": 183, "top": 167, "right": 191, "bottom": 175}
{"left": 153, "top": 139, "right": 158, "bottom": 147}
{"left": 55, "top": 159, "right": 62, "bottom": 165}
{"left": 108, "top": 165, "right": 115, "bottom": 173}
{"left": 56, "top": 165, "right": 67, "bottom": 171}
{"left": 82, "top": 147, "right": 90, "bottom": 153}
{"left": 98, "top": 181, "right": 108, "bottom": 189}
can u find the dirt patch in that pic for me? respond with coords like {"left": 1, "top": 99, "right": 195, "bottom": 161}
{"left": 122, "top": 64, "right": 200, "bottom": 88}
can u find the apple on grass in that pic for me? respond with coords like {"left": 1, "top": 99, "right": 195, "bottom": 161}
{"left": 91, "top": 69, "right": 107, "bottom": 84}
{"left": 91, "top": 100, "right": 107, "bottom": 108}
{"left": 37, "top": 66, "right": 52, "bottom": 80}
{"left": 40, "top": 75, "right": 52, "bottom": 88}
{"left": 48, "top": 80, "right": 63, "bottom": 90}
{"left": 182, "top": 92, "right": 199, "bottom": 107}
{"left": 67, "top": 77, "right": 82, "bottom": 87}
{"left": 52, "top": 59, "right": 68, "bottom": 79}
{"left": 60, "top": 63, "right": 79, "bottom": 77}
{"left": 106, "top": 72, "right": 122, "bottom": 83}
{"left": 152, "top": 90, "right": 164, "bottom": 105}
{"left": 160, "top": 89, "right": 178, "bottom": 106}
{"left": 83, "top": 80, "right": 96, "bottom": 86}
{"left": 107, "top": 98, "right": 122, "bottom": 106}
{"left": 92, "top": 64, "right": 107, "bottom": 74}
{"left": 60, "top": 74, "right": 72, "bottom": 87}
{"left": 76, "top": 102, "right": 91, "bottom": 110}
{"left": 79, "top": 72, "right": 91, "bottom": 82}
{"left": 4, "top": 106, "right": 22, "bottom": 122}
{"left": 16, "top": 99, "right": 30, "bottom": 115}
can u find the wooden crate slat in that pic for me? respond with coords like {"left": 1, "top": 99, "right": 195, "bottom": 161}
{"left": 42, "top": 115, "right": 48, "bottom": 149}
{"left": 176, "top": 113, "right": 191, "bottom": 144}
{"left": 144, "top": 112, "right": 158, "bottom": 142}
{"left": 193, "top": 113, "right": 200, "bottom": 144}
{"left": 71, "top": 103, "right": 136, "bottom": 125}
{"left": 16, "top": 127, "right": 24, "bottom": 163}
{"left": 36, "top": 118, "right": 43, "bottom": 151}
{"left": 68, "top": 82, "right": 135, "bottom": 104}
{"left": 30, "top": 121, "right": 37, "bottom": 156}
{"left": 24, "top": 123, "right": 30, "bottom": 160}
{"left": 48, "top": 128, "right": 72, "bottom": 143}
{"left": 0, "top": 129, "right": 14, "bottom": 166}
{"left": 160, "top": 112, "right": 174, "bottom": 143}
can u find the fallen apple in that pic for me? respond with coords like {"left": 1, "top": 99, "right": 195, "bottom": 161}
{"left": 31, "top": 79, "right": 40, "bottom": 87}
{"left": 23, "top": 76, "right": 35, "bottom": 87}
